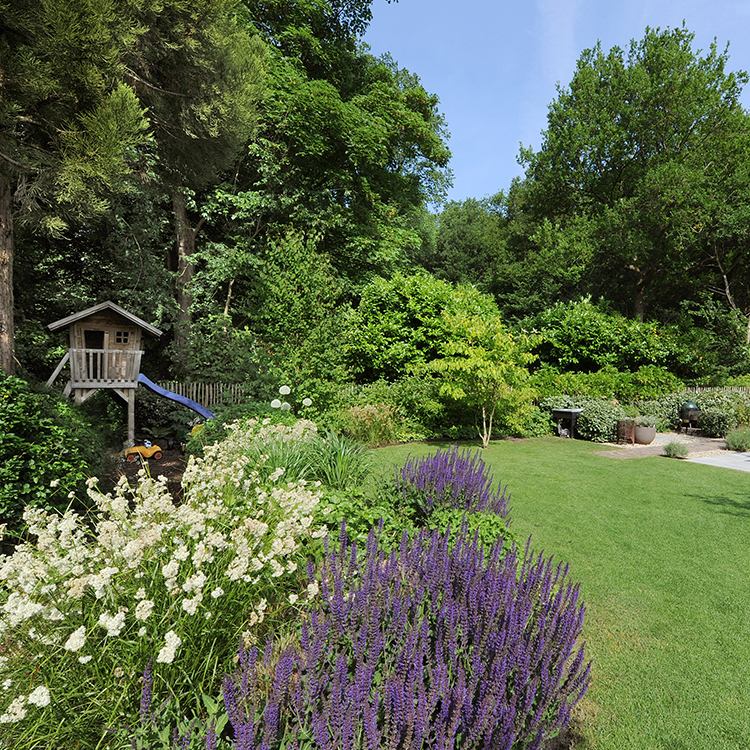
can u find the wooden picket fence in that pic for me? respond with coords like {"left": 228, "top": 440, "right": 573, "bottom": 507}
{"left": 685, "top": 386, "right": 750, "bottom": 394}
{"left": 155, "top": 381, "right": 249, "bottom": 408}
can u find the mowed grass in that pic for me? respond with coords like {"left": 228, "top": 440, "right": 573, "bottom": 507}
{"left": 370, "top": 436, "right": 750, "bottom": 750}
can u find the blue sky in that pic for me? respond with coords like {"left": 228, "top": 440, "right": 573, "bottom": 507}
{"left": 363, "top": 0, "right": 750, "bottom": 203}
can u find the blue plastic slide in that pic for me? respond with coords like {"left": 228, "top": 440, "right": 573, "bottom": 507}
{"left": 138, "top": 374, "right": 216, "bottom": 420}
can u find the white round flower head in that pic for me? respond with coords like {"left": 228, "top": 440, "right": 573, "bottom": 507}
{"left": 78, "top": 655, "right": 93, "bottom": 664}
{"left": 27, "top": 685, "right": 51, "bottom": 707}
{"left": 64, "top": 625, "right": 87, "bottom": 652}
{"left": 134, "top": 599, "right": 155, "bottom": 622}
{"left": 98, "top": 611, "right": 126, "bottom": 637}
{"left": 302, "top": 398, "right": 312, "bottom": 407}
{"left": 0, "top": 696, "right": 27, "bottom": 723}
{"left": 281, "top": 402, "right": 291, "bottom": 411}
{"left": 279, "top": 385, "right": 291, "bottom": 395}
{"left": 288, "top": 593, "right": 299, "bottom": 605}
{"left": 270, "top": 399, "right": 282, "bottom": 409}
{"left": 156, "top": 630, "right": 181, "bottom": 664}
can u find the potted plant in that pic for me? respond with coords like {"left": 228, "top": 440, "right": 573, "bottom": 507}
{"left": 634, "top": 415, "right": 657, "bottom": 445}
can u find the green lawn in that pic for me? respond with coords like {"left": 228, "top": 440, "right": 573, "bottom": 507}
{"left": 370, "top": 437, "right": 750, "bottom": 750}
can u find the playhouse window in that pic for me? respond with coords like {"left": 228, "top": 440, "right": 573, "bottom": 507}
{"left": 115, "top": 331, "right": 131, "bottom": 344}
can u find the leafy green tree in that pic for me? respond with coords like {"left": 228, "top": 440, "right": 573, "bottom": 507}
{"left": 208, "top": 49, "right": 451, "bottom": 290}
{"left": 521, "top": 25, "right": 750, "bottom": 321}
{"left": 433, "top": 196, "right": 507, "bottom": 296}
{"left": 426, "top": 313, "right": 538, "bottom": 448}
{"left": 122, "top": 0, "right": 266, "bottom": 356}
{"left": 0, "top": 0, "right": 150, "bottom": 373}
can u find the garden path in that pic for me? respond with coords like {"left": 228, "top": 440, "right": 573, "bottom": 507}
{"left": 593, "top": 432, "right": 726, "bottom": 459}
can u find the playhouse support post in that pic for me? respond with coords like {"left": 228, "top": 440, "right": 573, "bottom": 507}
{"left": 127, "top": 388, "right": 135, "bottom": 449}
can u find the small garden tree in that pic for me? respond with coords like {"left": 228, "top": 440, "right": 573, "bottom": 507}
{"left": 426, "top": 313, "right": 537, "bottom": 448}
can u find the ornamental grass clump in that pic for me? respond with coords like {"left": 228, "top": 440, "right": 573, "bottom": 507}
{"left": 222, "top": 526, "right": 590, "bottom": 750}
{"left": 397, "top": 444, "right": 511, "bottom": 523}
{"left": 0, "top": 418, "right": 327, "bottom": 749}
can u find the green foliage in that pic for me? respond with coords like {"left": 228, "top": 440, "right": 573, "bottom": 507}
{"left": 346, "top": 272, "right": 498, "bottom": 381}
{"left": 575, "top": 401, "right": 628, "bottom": 443}
{"left": 698, "top": 408, "right": 736, "bottom": 438}
{"left": 209, "top": 50, "right": 452, "bottom": 294}
{"left": 0, "top": 0, "right": 151, "bottom": 232}
{"left": 427, "top": 508, "right": 518, "bottom": 551}
{"left": 311, "top": 431, "right": 371, "bottom": 490}
{"left": 432, "top": 196, "right": 507, "bottom": 296}
{"left": 125, "top": 0, "right": 266, "bottom": 193}
{"left": 725, "top": 426, "right": 750, "bottom": 452}
{"left": 663, "top": 441, "right": 689, "bottom": 458}
{"left": 331, "top": 402, "right": 402, "bottom": 446}
{"left": 519, "top": 406, "right": 555, "bottom": 438}
{"left": 0, "top": 375, "right": 103, "bottom": 539}
{"left": 527, "top": 298, "right": 687, "bottom": 373}
{"left": 315, "top": 487, "right": 404, "bottom": 550}
{"left": 521, "top": 26, "right": 750, "bottom": 321}
{"left": 531, "top": 364, "right": 683, "bottom": 402}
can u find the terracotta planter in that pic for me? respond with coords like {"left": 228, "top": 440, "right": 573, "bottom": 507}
{"left": 634, "top": 425, "right": 656, "bottom": 445}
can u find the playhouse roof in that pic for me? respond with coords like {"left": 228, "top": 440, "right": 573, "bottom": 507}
{"left": 47, "top": 301, "right": 163, "bottom": 337}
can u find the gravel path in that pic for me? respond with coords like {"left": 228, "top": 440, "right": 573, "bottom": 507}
{"left": 592, "top": 431, "right": 726, "bottom": 459}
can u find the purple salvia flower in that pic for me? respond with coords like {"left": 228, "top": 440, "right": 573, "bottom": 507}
{"left": 139, "top": 658, "right": 154, "bottom": 725}
{"left": 222, "top": 524, "right": 589, "bottom": 750}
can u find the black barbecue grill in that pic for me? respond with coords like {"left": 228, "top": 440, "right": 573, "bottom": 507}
{"left": 678, "top": 401, "right": 700, "bottom": 434}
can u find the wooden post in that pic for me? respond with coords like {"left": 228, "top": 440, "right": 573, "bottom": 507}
{"left": 127, "top": 389, "right": 135, "bottom": 448}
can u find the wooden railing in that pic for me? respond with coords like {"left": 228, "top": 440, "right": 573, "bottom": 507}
{"left": 69, "top": 348, "right": 143, "bottom": 388}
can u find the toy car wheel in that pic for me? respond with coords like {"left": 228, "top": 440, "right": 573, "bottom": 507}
{"left": 126, "top": 453, "right": 137, "bottom": 462}
{"left": 153, "top": 451, "right": 163, "bottom": 460}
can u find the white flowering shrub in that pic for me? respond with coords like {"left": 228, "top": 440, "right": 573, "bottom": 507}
{"left": 0, "top": 418, "right": 326, "bottom": 749}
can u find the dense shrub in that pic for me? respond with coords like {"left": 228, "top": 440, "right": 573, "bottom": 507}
{"left": 725, "top": 426, "right": 750, "bottom": 452}
{"left": 397, "top": 445, "right": 511, "bottom": 523}
{"left": 327, "top": 376, "right": 446, "bottom": 444}
{"left": 538, "top": 396, "right": 628, "bottom": 443}
{"left": 220, "top": 527, "right": 590, "bottom": 750}
{"left": 526, "top": 298, "right": 687, "bottom": 374}
{"left": 346, "top": 272, "right": 499, "bottom": 382}
{"left": 531, "top": 364, "right": 683, "bottom": 402}
{"left": 699, "top": 409, "right": 736, "bottom": 438}
{"left": 0, "top": 374, "right": 104, "bottom": 539}
{"left": 520, "top": 405, "right": 554, "bottom": 437}
{"left": 575, "top": 400, "right": 629, "bottom": 442}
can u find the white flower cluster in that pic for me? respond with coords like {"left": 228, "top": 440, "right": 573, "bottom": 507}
{"left": 0, "top": 417, "right": 327, "bottom": 730}
{"left": 0, "top": 685, "right": 50, "bottom": 724}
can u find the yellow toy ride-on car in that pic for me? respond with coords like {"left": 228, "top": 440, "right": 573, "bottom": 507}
{"left": 124, "top": 440, "right": 163, "bottom": 462}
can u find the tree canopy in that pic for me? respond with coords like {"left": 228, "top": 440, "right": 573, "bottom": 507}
{"left": 520, "top": 25, "right": 750, "bottom": 321}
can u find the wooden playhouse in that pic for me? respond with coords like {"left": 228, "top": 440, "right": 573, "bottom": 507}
{"left": 47, "top": 301, "right": 162, "bottom": 446}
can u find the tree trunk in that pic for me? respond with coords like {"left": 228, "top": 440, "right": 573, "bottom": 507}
{"left": 172, "top": 190, "right": 196, "bottom": 360}
{"left": 633, "top": 276, "right": 646, "bottom": 322}
{"left": 0, "top": 169, "right": 15, "bottom": 375}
